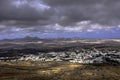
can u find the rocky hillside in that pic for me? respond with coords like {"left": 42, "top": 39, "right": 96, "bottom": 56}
{"left": 0, "top": 48, "right": 120, "bottom": 64}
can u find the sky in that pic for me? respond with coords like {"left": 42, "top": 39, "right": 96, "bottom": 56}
{"left": 0, "top": 0, "right": 120, "bottom": 39}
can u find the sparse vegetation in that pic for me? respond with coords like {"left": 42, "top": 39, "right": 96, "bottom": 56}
{"left": 0, "top": 61, "right": 120, "bottom": 80}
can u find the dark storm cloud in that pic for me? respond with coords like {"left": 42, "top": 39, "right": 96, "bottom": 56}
{"left": 0, "top": 0, "right": 53, "bottom": 21}
{"left": 45, "top": 0, "right": 120, "bottom": 26}
{"left": 0, "top": 0, "right": 120, "bottom": 33}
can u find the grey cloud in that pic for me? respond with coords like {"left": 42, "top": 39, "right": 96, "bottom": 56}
{"left": 0, "top": 0, "right": 120, "bottom": 33}
{"left": 0, "top": 0, "right": 54, "bottom": 21}
{"left": 51, "top": 0, "right": 120, "bottom": 26}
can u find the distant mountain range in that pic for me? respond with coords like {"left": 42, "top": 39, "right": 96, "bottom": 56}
{"left": 0, "top": 36, "right": 120, "bottom": 49}
{"left": 0, "top": 36, "right": 120, "bottom": 41}
{"left": 0, "top": 36, "right": 42, "bottom": 42}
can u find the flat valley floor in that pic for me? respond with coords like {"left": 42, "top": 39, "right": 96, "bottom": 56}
{"left": 0, "top": 61, "right": 120, "bottom": 80}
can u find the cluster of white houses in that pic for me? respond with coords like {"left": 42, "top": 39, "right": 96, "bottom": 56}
{"left": 0, "top": 48, "right": 120, "bottom": 64}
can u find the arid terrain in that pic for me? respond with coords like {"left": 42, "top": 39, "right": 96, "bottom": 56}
{"left": 0, "top": 61, "right": 120, "bottom": 80}
{"left": 0, "top": 38, "right": 120, "bottom": 80}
